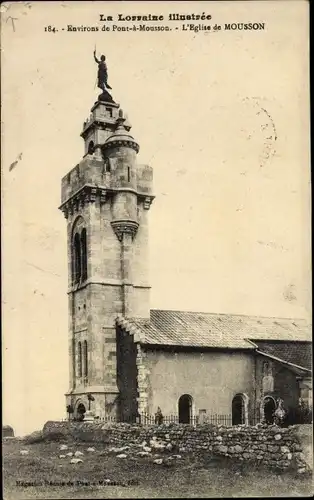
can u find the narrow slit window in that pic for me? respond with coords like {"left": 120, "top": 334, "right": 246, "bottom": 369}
{"left": 73, "top": 233, "right": 81, "bottom": 284}
{"left": 105, "top": 158, "right": 111, "bottom": 173}
{"left": 83, "top": 340, "right": 88, "bottom": 378}
{"left": 78, "top": 342, "right": 82, "bottom": 378}
{"left": 81, "top": 228, "right": 87, "bottom": 281}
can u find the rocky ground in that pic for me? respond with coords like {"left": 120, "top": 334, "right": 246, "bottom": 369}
{"left": 3, "top": 435, "right": 313, "bottom": 499}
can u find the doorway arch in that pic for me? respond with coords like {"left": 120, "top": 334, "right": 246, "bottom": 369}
{"left": 178, "top": 394, "right": 193, "bottom": 424}
{"left": 232, "top": 394, "right": 245, "bottom": 425}
{"left": 76, "top": 402, "right": 86, "bottom": 421}
{"left": 232, "top": 393, "right": 249, "bottom": 425}
{"left": 263, "top": 396, "right": 276, "bottom": 424}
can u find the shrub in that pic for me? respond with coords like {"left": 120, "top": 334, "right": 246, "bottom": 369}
{"left": 283, "top": 402, "right": 313, "bottom": 426}
{"left": 43, "top": 431, "right": 68, "bottom": 442}
{"left": 23, "top": 430, "right": 44, "bottom": 444}
{"left": 297, "top": 403, "right": 312, "bottom": 424}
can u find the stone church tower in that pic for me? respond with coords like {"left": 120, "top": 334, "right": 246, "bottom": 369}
{"left": 59, "top": 93, "right": 154, "bottom": 419}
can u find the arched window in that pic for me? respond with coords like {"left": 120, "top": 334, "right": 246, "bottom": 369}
{"left": 77, "top": 342, "right": 82, "bottom": 378}
{"left": 232, "top": 393, "right": 249, "bottom": 425}
{"left": 73, "top": 233, "right": 81, "bottom": 284}
{"left": 71, "top": 218, "right": 88, "bottom": 286}
{"left": 104, "top": 157, "right": 111, "bottom": 172}
{"left": 81, "top": 228, "right": 87, "bottom": 281}
{"left": 232, "top": 394, "right": 245, "bottom": 425}
{"left": 88, "top": 140, "right": 94, "bottom": 155}
{"left": 83, "top": 340, "right": 88, "bottom": 379}
{"left": 76, "top": 402, "right": 86, "bottom": 421}
{"left": 178, "top": 394, "right": 193, "bottom": 424}
{"left": 263, "top": 396, "right": 276, "bottom": 425}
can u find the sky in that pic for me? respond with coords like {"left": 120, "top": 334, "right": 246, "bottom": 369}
{"left": 1, "top": 1, "right": 311, "bottom": 436}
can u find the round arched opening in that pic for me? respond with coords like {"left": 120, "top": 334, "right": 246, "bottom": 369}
{"left": 232, "top": 394, "right": 245, "bottom": 425}
{"left": 76, "top": 403, "right": 86, "bottom": 421}
{"left": 263, "top": 396, "right": 276, "bottom": 424}
{"left": 178, "top": 394, "right": 193, "bottom": 424}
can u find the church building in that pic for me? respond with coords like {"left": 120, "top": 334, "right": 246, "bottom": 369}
{"left": 59, "top": 85, "right": 311, "bottom": 426}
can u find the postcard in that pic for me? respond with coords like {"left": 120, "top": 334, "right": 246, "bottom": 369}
{"left": 2, "top": 1, "right": 312, "bottom": 498}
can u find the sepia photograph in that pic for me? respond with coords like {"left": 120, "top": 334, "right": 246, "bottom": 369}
{"left": 1, "top": 1, "right": 312, "bottom": 498}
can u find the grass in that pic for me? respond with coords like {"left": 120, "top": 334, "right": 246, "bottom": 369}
{"left": 3, "top": 437, "right": 313, "bottom": 499}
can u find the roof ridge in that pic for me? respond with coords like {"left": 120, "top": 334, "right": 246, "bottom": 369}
{"left": 149, "top": 308, "right": 311, "bottom": 323}
{"left": 122, "top": 313, "right": 311, "bottom": 349}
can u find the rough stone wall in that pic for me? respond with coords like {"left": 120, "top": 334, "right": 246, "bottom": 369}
{"left": 42, "top": 421, "right": 311, "bottom": 472}
{"left": 136, "top": 345, "right": 150, "bottom": 415}
{"left": 294, "top": 424, "right": 313, "bottom": 470}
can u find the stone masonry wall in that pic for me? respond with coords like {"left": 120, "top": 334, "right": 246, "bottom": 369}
{"left": 42, "top": 421, "right": 311, "bottom": 472}
{"left": 116, "top": 325, "right": 138, "bottom": 420}
{"left": 136, "top": 345, "right": 150, "bottom": 415}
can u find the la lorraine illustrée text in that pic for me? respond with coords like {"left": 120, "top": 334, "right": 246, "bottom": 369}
{"left": 99, "top": 13, "right": 212, "bottom": 22}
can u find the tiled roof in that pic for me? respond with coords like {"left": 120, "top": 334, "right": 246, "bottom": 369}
{"left": 116, "top": 309, "right": 312, "bottom": 350}
{"left": 254, "top": 340, "right": 312, "bottom": 371}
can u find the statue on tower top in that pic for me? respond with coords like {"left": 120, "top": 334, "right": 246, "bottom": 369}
{"left": 93, "top": 49, "right": 115, "bottom": 103}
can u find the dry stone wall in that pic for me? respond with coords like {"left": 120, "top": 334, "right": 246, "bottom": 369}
{"left": 42, "top": 421, "right": 311, "bottom": 472}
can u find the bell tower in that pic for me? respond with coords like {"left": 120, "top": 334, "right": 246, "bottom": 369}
{"left": 59, "top": 91, "right": 154, "bottom": 419}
